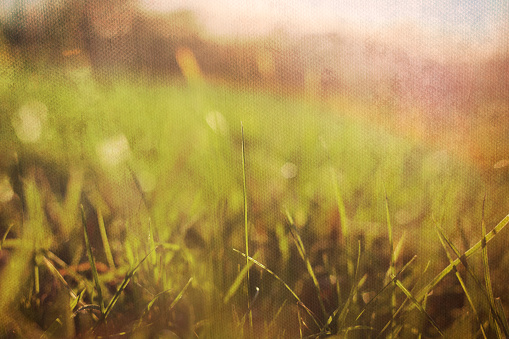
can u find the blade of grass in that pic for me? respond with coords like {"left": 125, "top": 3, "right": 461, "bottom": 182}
{"left": 224, "top": 258, "right": 255, "bottom": 304}
{"left": 267, "top": 300, "right": 288, "bottom": 330}
{"left": 41, "top": 255, "right": 79, "bottom": 301}
{"left": 434, "top": 219, "right": 509, "bottom": 337}
{"left": 96, "top": 208, "right": 115, "bottom": 270}
{"left": 392, "top": 276, "right": 443, "bottom": 336}
{"left": 41, "top": 318, "right": 63, "bottom": 339}
{"left": 356, "top": 255, "right": 417, "bottom": 322}
{"left": 298, "top": 302, "right": 303, "bottom": 339}
{"left": 0, "top": 223, "right": 14, "bottom": 250}
{"left": 330, "top": 241, "right": 365, "bottom": 331}
{"left": 495, "top": 298, "right": 509, "bottom": 336}
{"left": 285, "top": 211, "right": 328, "bottom": 320}
{"left": 233, "top": 248, "right": 323, "bottom": 329}
{"left": 481, "top": 194, "right": 502, "bottom": 338}
{"left": 384, "top": 188, "right": 396, "bottom": 338}
{"left": 81, "top": 205, "right": 104, "bottom": 314}
{"left": 377, "top": 260, "right": 431, "bottom": 339}
{"left": 417, "top": 287, "right": 429, "bottom": 339}
{"left": 434, "top": 222, "right": 487, "bottom": 339}
{"left": 168, "top": 277, "right": 193, "bottom": 310}
{"left": 330, "top": 166, "right": 352, "bottom": 277}
{"left": 338, "top": 325, "right": 373, "bottom": 336}
{"left": 240, "top": 123, "right": 252, "bottom": 330}
{"left": 413, "top": 213, "right": 509, "bottom": 305}
{"left": 94, "top": 245, "right": 159, "bottom": 330}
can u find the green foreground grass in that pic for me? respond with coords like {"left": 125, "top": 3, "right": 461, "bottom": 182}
{"left": 1, "top": 72, "right": 509, "bottom": 338}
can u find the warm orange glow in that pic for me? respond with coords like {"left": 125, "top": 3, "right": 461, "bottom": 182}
{"left": 62, "top": 48, "right": 81, "bottom": 57}
{"left": 175, "top": 47, "right": 201, "bottom": 81}
{"left": 256, "top": 50, "right": 275, "bottom": 78}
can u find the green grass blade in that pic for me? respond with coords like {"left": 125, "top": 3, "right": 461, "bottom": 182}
{"left": 330, "top": 166, "right": 352, "bottom": 277}
{"left": 81, "top": 205, "right": 104, "bottom": 314}
{"left": 414, "top": 213, "right": 509, "bottom": 305}
{"left": 224, "top": 258, "right": 255, "bottom": 304}
{"left": 286, "top": 212, "right": 328, "bottom": 320}
{"left": 392, "top": 277, "right": 443, "bottom": 336}
{"left": 96, "top": 208, "right": 115, "bottom": 270}
{"left": 0, "top": 223, "right": 14, "bottom": 251}
{"left": 233, "top": 248, "right": 322, "bottom": 329}
{"left": 434, "top": 223, "right": 487, "bottom": 338}
{"left": 384, "top": 188, "right": 396, "bottom": 338}
{"left": 378, "top": 261, "right": 431, "bottom": 339}
{"left": 268, "top": 300, "right": 288, "bottom": 330}
{"left": 240, "top": 123, "right": 253, "bottom": 332}
{"left": 333, "top": 241, "right": 365, "bottom": 331}
{"left": 356, "top": 255, "right": 417, "bottom": 322}
{"left": 135, "top": 287, "right": 172, "bottom": 330}
{"left": 96, "top": 245, "right": 159, "bottom": 329}
{"left": 481, "top": 195, "right": 502, "bottom": 338}
{"left": 434, "top": 221, "right": 508, "bottom": 337}
{"left": 41, "top": 318, "right": 63, "bottom": 339}
{"left": 169, "top": 277, "right": 193, "bottom": 310}
{"left": 41, "top": 256, "right": 79, "bottom": 301}
{"left": 495, "top": 298, "right": 509, "bottom": 336}
{"left": 417, "top": 289, "right": 429, "bottom": 339}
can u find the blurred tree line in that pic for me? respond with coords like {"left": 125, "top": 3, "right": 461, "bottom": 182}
{"left": 1, "top": 0, "right": 508, "bottom": 169}
{"left": 0, "top": 0, "right": 342, "bottom": 94}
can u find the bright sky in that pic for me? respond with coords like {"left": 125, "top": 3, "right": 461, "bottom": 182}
{"left": 138, "top": 0, "right": 508, "bottom": 38}
{"left": 2, "top": 0, "right": 507, "bottom": 59}
{"left": 135, "top": 0, "right": 509, "bottom": 60}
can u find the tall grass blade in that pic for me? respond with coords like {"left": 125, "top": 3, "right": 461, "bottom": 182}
{"left": 356, "top": 255, "right": 417, "bottom": 321}
{"left": 81, "top": 205, "right": 104, "bottom": 314}
{"left": 0, "top": 223, "right": 14, "bottom": 250}
{"left": 298, "top": 303, "right": 303, "bottom": 339}
{"left": 434, "top": 222, "right": 487, "bottom": 338}
{"left": 42, "top": 256, "right": 79, "bottom": 301}
{"left": 268, "top": 300, "right": 288, "bottom": 330}
{"left": 481, "top": 195, "right": 502, "bottom": 338}
{"left": 495, "top": 298, "right": 509, "bottom": 336}
{"left": 169, "top": 277, "right": 193, "bottom": 310}
{"left": 241, "top": 123, "right": 253, "bottom": 332}
{"left": 224, "top": 258, "right": 255, "bottom": 304}
{"left": 330, "top": 166, "right": 352, "bottom": 277}
{"left": 233, "top": 248, "right": 322, "bottom": 329}
{"left": 434, "top": 221, "right": 508, "bottom": 337}
{"left": 332, "top": 241, "right": 365, "bottom": 331}
{"left": 378, "top": 260, "right": 430, "bottom": 339}
{"left": 41, "top": 318, "right": 63, "bottom": 339}
{"left": 285, "top": 211, "right": 328, "bottom": 320}
{"left": 384, "top": 188, "right": 396, "bottom": 338}
{"left": 413, "top": 213, "right": 509, "bottom": 305}
{"left": 95, "top": 245, "right": 158, "bottom": 330}
{"left": 417, "top": 289, "right": 429, "bottom": 339}
{"left": 96, "top": 208, "right": 115, "bottom": 270}
{"left": 392, "top": 277, "right": 443, "bottom": 336}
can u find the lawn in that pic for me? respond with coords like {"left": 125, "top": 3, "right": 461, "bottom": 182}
{"left": 1, "top": 70, "right": 509, "bottom": 338}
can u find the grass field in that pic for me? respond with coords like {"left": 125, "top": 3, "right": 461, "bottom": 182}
{"left": 1, "top": 70, "right": 509, "bottom": 338}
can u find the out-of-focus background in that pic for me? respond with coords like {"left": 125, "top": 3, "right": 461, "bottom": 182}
{"left": 1, "top": 0, "right": 508, "bottom": 168}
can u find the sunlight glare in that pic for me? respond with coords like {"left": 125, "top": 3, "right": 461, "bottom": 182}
{"left": 11, "top": 101, "right": 48, "bottom": 143}
{"left": 96, "top": 134, "right": 131, "bottom": 167}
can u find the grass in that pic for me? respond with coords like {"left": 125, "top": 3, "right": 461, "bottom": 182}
{"left": 1, "top": 70, "right": 509, "bottom": 338}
